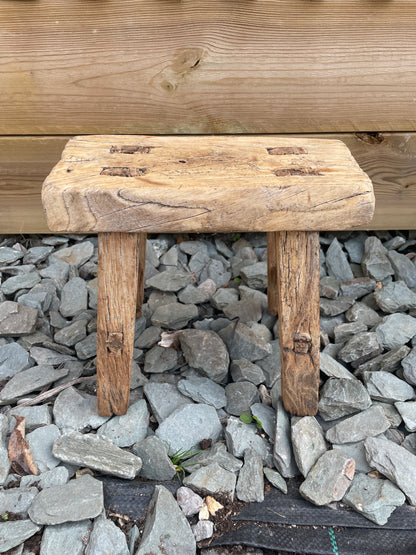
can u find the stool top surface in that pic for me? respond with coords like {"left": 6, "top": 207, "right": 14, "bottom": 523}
{"left": 42, "top": 135, "right": 374, "bottom": 233}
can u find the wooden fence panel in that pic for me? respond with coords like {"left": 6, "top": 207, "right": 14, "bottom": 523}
{"left": 0, "top": 134, "right": 415, "bottom": 233}
{"left": 1, "top": 0, "right": 416, "bottom": 134}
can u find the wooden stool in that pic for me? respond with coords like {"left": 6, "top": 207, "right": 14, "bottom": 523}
{"left": 42, "top": 135, "right": 374, "bottom": 417}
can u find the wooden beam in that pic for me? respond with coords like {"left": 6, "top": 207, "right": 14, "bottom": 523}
{"left": 0, "top": 133, "right": 415, "bottom": 233}
{"left": 1, "top": 0, "right": 415, "bottom": 134}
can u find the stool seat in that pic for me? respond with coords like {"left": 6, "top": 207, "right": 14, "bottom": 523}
{"left": 42, "top": 135, "right": 374, "bottom": 421}
{"left": 42, "top": 135, "right": 374, "bottom": 233}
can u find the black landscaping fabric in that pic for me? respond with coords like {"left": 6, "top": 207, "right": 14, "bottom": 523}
{"left": 101, "top": 477, "right": 416, "bottom": 554}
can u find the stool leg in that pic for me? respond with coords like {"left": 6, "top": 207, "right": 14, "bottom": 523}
{"left": 97, "top": 232, "right": 139, "bottom": 416}
{"left": 267, "top": 232, "right": 279, "bottom": 316}
{"left": 268, "top": 231, "right": 320, "bottom": 416}
{"left": 136, "top": 233, "right": 147, "bottom": 318}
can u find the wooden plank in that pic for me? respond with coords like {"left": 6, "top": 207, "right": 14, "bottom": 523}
{"left": 275, "top": 231, "right": 321, "bottom": 416}
{"left": 0, "top": 133, "right": 415, "bottom": 233}
{"left": 97, "top": 232, "right": 139, "bottom": 416}
{"left": 136, "top": 233, "right": 147, "bottom": 318}
{"left": 1, "top": 0, "right": 416, "bottom": 134}
{"left": 41, "top": 135, "right": 374, "bottom": 233}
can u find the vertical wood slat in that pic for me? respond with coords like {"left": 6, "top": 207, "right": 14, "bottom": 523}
{"left": 267, "top": 231, "right": 279, "bottom": 316}
{"left": 274, "top": 231, "right": 321, "bottom": 416}
{"left": 97, "top": 232, "right": 139, "bottom": 416}
{"left": 136, "top": 233, "right": 147, "bottom": 317}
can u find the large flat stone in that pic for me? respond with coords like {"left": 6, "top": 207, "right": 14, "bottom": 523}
{"left": 0, "top": 520, "right": 41, "bottom": 553}
{"left": 376, "top": 314, "right": 416, "bottom": 350}
{"left": 26, "top": 424, "right": 61, "bottom": 473}
{"left": 52, "top": 432, "right": 142, "bottom": 479}
{"left": 136, "top": 485, "right": 196, "bottom": 555}
{"left": 40, "top": 520, "right": 92, "bottom": 555}
{"left": 96, "top": 399, "right": 149, "bottom": 447}
{"left": 1, "top": 272, "right": 41, "bottom": 296}
{"left": 50, "top": 241, "right": 94, "bottom": 267}
{"left": 0, "top": 365, "right": 68, "bottom": 404}
{"left": 85, "top": 514, "right": 129, "bottom": 555}
{"left": 0, "top": 301, "right": 38, "bottom": 337}
{"left": 291, "top": 417, "right": 327, "bottom": 477}
{"left": 144, "top": 382, "right": 193, "bottom": 423}
{"left": 183, "top": 462, "right": 237, "bottom": 502}
{"left": 28, "top": 474, "right": 104, "bottom": 525}
{"left": 363, "top": 371, "right": 415, "bottom": 403}
{"left": 53, "top": 386, "right": 110, "bottom": 432}
{"left": 318, "top": 378, "right": 372, "bottom": 421}
{"left": 0, "top": 342, "right": 31, "bottom": 379}
{"left": 0, "top": 487, "right": 39, "bottom": 518}
{"left": 325, "top": 405, "right": 390, "bottom": 444}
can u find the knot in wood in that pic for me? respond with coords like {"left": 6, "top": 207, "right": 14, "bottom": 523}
{"left": 292, "top": 332, "right": 312, "bottom": 354}
{"left": 106, "top": 332, "right": 124, "bottom": 355}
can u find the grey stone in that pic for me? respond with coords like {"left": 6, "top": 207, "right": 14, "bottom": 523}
{"left": 236, "top": 448, "right": 264, "bottom": 502}
{"left": 387, "top": 250, "right": 416, "bottom": 288}
{"left": 263, "top": 467, "right": 287, "bottom": 494}
{"left": 225, "top": 416, "right": 272, "bottom": 465}
{"left": 240, "top": 261, "right": 267, "bottom": 289}
{"left": 132, "top": 436, "right": 176, "bottom": 481}
{"left": 54, "top": 319, "right": 87, "bottom": 347}
{"left": 189, "top": 250, "right": 210, "bottom": 276}
{"left": 0, "top": 247, "right": 24, "bottom": 265}
{"left": 0, "top": 301, "right": 38, "bottom": 337}
{"left": 52, "top": 432, "right": 142, "bottom": 479}
{"left": 85, "top": 513, "right": 129, "bottom": 555}
{"left": 183, "top": 462, "right": 236, "bottom": 501}
{"left": 361, "top": 237, "right": 394, "bottom": 281}
{"left": 200, "top": 259, "right": 231, "bottom": 288}
{"left": 1, "top": 272, "right": 41, "bottom": 296}
{"left": 0, "top": 487, "right": 38, "bottom": 518}
{"left": 345, "top": 302, "right": 382, "bottom": 327}
{"left": 60, "top": 278, "right": 88, "bottom": 317}
{"left": 20, "top": 466, "right": 69, "bottom": 489}
{"left": 96, "top": 399, "right": 149, "bottom": 447}
{"left": 320, "top": 297, "right": 355, "bottom": 317}
{"left": 180, "top": 329, "right": 229, "bottom": 382}
{"left": 376, "top": 314, "right": 416, "bottom": 350}
{"left": 185, "top": 442, "right": 243, "bottom": 474}
{"left": 363, "top": 371, "right": 415, "bottom": 403}
{"left": 255, "top": 340, "right": 281, "bottom": 387}
{"left": 250, "top": 403, "right": 276, "bottom": 439}
{"left": 178, "top": 284, "right": 208, "bottom": 304}
{"left": 325, "top": 405, "right": 390, "bottom": 444}
{"left": 192, "top": 520, "right": 214, "bottom": 542}
{"left": 39, "top": 261, "right": 70, "bottom": 284}
{"left": 211, "top": 288, "right": 239, "bottom": 310}
{"left": 273, "top": 400, "right": 298, "bottom": 478}
{"left": 53, "top": 387, "right": 110, "bottom": 432}
{"left": 0, "top": 415, "right": 10, "bottom": 485}
{"left": 319, "top": 352, "right": 355, "bottom": 380}
{"left": 135, "top": 326, "right": 161, "bottom": 349}
{"left": 146, "top": 270, "right": 194, "bottom": 292}
{"left": 343, "top": 472, "right": 406, "bottom": 525}
{"left": 225, "top": 382, "right": 259, "bottom": 416}
{"left": 337, "top": 332, "right": 382, "bottom": 368}
{"left": 50, "top": 241, "right": 94, "bottom": 267}
{"left": 0, "top": 342, "right": 30, "bottom": 379}
{"left": 384, "top": 236, "right": 406, "bottom": 250}
{"left": 364, "top": 436, "right": 416, "bottom": 505}
{"left": 394, "top": 401, "right": 416, "bottom": 432}
{"left": 403, "top": 433, "right": 416, "bottom": 455}
{"left": 223, "top": 298, "right": 262, "bottom": 323}
{"left": 0, "top": 365, "right": 68, "bottom": 404}
{"left": 136, "top": 485, "right": 196, "bottom": 555}
{"left": 128, "top": 525, "right": 140, "bottom": 555}
{"left": 151, "top": 302, "right": 198, "bottom": 330}
{"left": 333, "top": 322, "right": 367, "bottom": 344}
{"left": 29, "top": 474, "right": 103, "bottom": 525}
{"left": 325, "top": 238, "right": 354, "bottom": 282}
{"left": 219, "top": 322, "right": 272, "bottom": 362}
{"left": 402, "top": 347, "right": 416, "bottom": 385}
{"left": 8, "top": 406, "right": 52, "bottom": 434}
{"left": 0, "top": 520, "right": 41, "bottom": 553}
{"left": 40, "top": 520, "right": 91, "bottom": 555}
{"left": 374, "top": 281, "right": 416, "bottom": 313}
{"left": 320, "top": 276, "right": 339, "bottom": 299}
{"left": 144, "top": 382, "right": 193, "bottom": 423}
{"left": 144, "top": 345, "right": 178, "bottom": 373}
{"left": 318, "top": 378, "right": 372, "bottom": 421}
{"left": 29, "top": 346, "right": 77, "bottom": 366}
{"left": 87, "top": 278, "right": 97, "bottom": 309}
{"left": 299, "top": 450, "right": 355, "bottom": 506}
{"left": 179, "top": 240, "right": 208, "bottom": 256}
{"left": 373, "top": 401, "right": 403, "bottom": 427}
{"left": 160, "top": 245, "right": 178, "bottom": 267}
{"left": 17, "top": 287, "right": 53, "bottom": 318}
{"left": 239, "top": 285, "right": 268, "bottom": 311}
{"left": 75, "top": 332, "right": 97, "bottom": 360}
{"left": 355, "top": 345, "right": 411, "bottom": 376}
{"left": 332, "top": 441, "right": 373, "bottom": 473}
{"left": 339, "top": 277, "right": 376, "bottom": 299}
{"left": 176, "top": 486, "right": 204, "bottom": 516}
{"left": 291, "top": 417, "right": 327, "bottom": 477}
{"left": 155, "top": 403, "right": 222, "bottom": 453}
{"left": 177, "top": 376, "right": 226, "bottom": 409}
{"left": 230, "top": 359, "right": 265, "bottom": 385}
{"left": 24, "top": 246, "right": 54, "bottom": 265}
{"left": 26, "top": 424, "right": 61, "bottom": 472}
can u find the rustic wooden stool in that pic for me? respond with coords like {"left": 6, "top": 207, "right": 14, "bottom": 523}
{"left": 42, "top": 135, "right": 374, "bottom": 417}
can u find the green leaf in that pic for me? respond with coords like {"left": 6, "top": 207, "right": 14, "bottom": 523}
{"left": 232, "top": 233, "right": 241, "bottom": 242}
{"left": 240, "top": 413, "right": 253, "bottom": 424}
{"left": 252, "top": 415, "right": 263, "bottom": 430}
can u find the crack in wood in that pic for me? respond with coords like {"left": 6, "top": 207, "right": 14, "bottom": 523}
{"left": 267, "top": 147, "right": 307, "bottom": 155}
{"left": 100, "top": 167, "right": 148, "bottom": 177}
{"left": 106, "top": 332, "right": 124, "bottom": 355}
{"left": 273, "top": 168, "right": 322, "bottom": 177}
{"left": 110, "top": 146, "right": 154, "bottom": 154}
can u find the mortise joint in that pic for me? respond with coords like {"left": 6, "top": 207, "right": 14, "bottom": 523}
{"left": 267, "top": 147, "right": 307, "bottom": 155}
{"left": 106, "top": 332, "right": 124, "bottom": 355}
{"left": 110, "top": 145, "right": 154, "bottom": 154}
{"left": 293, "top": 332, "right": 313, "bottom": 354}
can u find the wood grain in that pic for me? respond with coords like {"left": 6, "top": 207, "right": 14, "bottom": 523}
{"left": 275, "top": 231, "right": 321, "bottom": 416}
{"left": 1, "top": 1, "right": 415, "bottom": 134}
{"left": 136, "top": 233, "right": 147, "bottom": 318}
{"left": 96, "top": 232, "right": 139, "bottom": 416}
{"left": 1, "top": 133, "right": 415, "bottom": 233}
{"left": 267, "top": 232, "right": 279, "bottom": 317}
{"left": 41, "top": 135, "right": 374, "bottom": 233}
